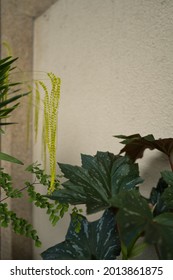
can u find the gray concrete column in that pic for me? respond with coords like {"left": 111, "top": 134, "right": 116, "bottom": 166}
{"left": 0, "top": 0, "right": 57, "bottom": 260}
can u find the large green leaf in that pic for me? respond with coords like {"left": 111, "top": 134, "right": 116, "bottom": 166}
{"left": 159, "top": 171, "right": 173, "bottom": 209}
{"left": 146, "top": 213, "right": 173, "bottom": 259}
{"left": 150, "top": 177, "right": 168, "bottom": 205}
{"left": 161, "top": 170, "right": 173, "bottom": 186}
{"left": 149, "top": 172, "right": 173, "bottom": 216}
{"left": 115, "top": 134, "right": 173, "bottom": 161}
{"left": 41, "top": 209, "right": 121, "bottom": 260}
{"left": 149, "top": 178, "right": 169, "bottom": 216}
{"left": 112, "top": 189, "right": 152, "bottom": 258}
{"left": 50, "top": 152, "right": 142, "bottom": 214}
{"left": 113, "top": 189, "right": 173, "bottom": 259}
{"left": 111, "top": 156, "right": 142, "bottom": 196}
{"left": 161, "top": 187, "right": 173, "bottom": 209}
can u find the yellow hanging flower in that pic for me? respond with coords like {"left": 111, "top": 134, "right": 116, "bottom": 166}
{"left": 39, "top": 73, "right": 61, "bottom": 193}
{"left": 34, "top": 81, "right": 41, "bottom": 142}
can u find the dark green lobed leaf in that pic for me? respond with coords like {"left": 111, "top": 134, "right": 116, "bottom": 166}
{"left": 41, "top": 209, "right": 121, "bottom": 260}
{"left": 50, "top": 152, "right": 142, "bottom": 214}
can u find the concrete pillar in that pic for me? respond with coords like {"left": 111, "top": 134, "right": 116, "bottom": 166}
{"left": 0, "top": 0, "right": 57, "bottom": 260}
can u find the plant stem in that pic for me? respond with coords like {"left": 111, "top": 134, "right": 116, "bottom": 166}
{"left": 169, "top": 156, "right": 173, "bottom": 171}
{"left": 0, "top": 185, "right": 28, "bottom": 203}
{"left": 154, "top": 244, "right": 161, "bottom": 259}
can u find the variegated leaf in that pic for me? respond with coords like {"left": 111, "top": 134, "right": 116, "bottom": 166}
{"left": 50, "top": 152, "right": 142, "bottom": 214}
{"left": 41, "top": 209, "right": 120, "bottom": 260}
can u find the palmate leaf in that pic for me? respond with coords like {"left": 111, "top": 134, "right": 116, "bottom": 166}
{"left": 113, "top": 189, "right": 173, "bottom": 259}
{"left": 161, "top": 186, "right": 173, "bottom": 209}
{"left": 150, "top": 177, "right": 168, "bottom": 202}
{"left": 149, "top": 172, "right": 173, "bottom": 216}
{"left": 161, "top": 170, "right": 173, "bottom": 186}
{"left": 115, "top": 134, "right": 173, "bottom": 161}
{"left": 50, "top": 152, "right": 142, "bottom": 214}
{"left": 149, "top": 178, "right": 169, "bottom": 216}
{"left": 41, "top": 209, "right": 121, "bottom": 260}
{"left": 147, "top": 213, "right": 173, "bottom": 259}
{"left": 112, "top": 189, "right": 152, "bottom": 258}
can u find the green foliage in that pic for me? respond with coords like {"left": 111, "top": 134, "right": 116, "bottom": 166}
{"left": 114, "top": 190, "right": 173, "bottom": 260}
{"left": 43, "top": 134, "right": 173, "bottom": 260}
{"left": 0, "top": 151, "right": 23, "bottom": 165}
{"left": 0, "top": 167, "right": 42, "bottom": 246}
{"left": 1, "top": 54, "right": 173, "bottom": 259}
{"left": 0, "top": 55, "right": 41, "bottom": 247}
{"left": 149, "top": 176, "right": 173, "bottom": 216}
{"left": 26, "top": 163, "right": 69, "bottom": 226}
{"left": 0, "top": 55, "right": 69, "bottom": 251}
{"left": 0, "top": 56, "right": 30, "bottom": 164}
{"left": 0, "top": 202, "right": 41, "bottom": 247}
{"left": 42, "top": 209, "right": 121, "bottom": 260}
{"left": 70, "top": 206, "right": 83, "bottom": 233}
{"left": 147, "top": 213, "right": 173, "bottom": 259}
{"left": 50, "top": 152, "right": 142, "bottom": 214}
{"left": 112, "top": 190, "right": 152, "bottom": 255}
{"left": 0, "top": 56, "right": 30, "bottom": 127}
{"left": 0, "top": 168, "right": 22, "bottom": 198}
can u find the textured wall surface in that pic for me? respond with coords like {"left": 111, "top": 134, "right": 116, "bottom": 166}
{"left": 33, "top": 0, "right": 173, "bottom": 259}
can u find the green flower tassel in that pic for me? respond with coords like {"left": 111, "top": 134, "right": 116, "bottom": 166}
{"left": 39, "top": 73, "right": 61, "bottom": 193}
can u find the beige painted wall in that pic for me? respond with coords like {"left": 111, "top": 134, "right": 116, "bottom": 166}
{"left": 33, "top": 0, "right": 173, "bottom": 259}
